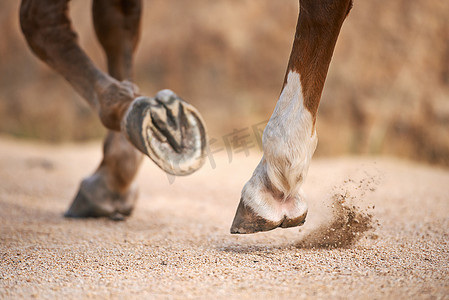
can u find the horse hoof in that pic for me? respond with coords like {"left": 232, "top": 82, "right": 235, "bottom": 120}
{"left": 64, "top": 175, "right": 137, "bottom": 220}
{"left": 122, "top": 89, "right": 207, "bottom": 176}
{"left": 230, "top": 197, "right": 308, "bottom": 234}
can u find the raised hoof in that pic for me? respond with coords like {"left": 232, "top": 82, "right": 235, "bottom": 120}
{"left": 64, "top": 176, "right": 137, "bottom": 221}
{"left": 230, "top": 199, "right": 307, "bottom": 234}
{"left": 122, "top": 89, "right": 207, "bottom": 176}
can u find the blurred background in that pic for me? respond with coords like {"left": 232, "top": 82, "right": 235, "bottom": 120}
{"left": 0, "top": 0, "right": 448, "bottom": 166}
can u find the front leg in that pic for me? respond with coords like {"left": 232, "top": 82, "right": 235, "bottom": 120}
{"left": 19, "top": 0, "right": 207, "bottom": 176}
{"left": 231, "top": 0, "right": 353, "bottom": 233}
{"left": 231, "top": 72, "right": 316, "bottom": 233}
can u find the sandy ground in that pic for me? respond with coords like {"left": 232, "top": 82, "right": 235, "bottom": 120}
{"left": 0, "top": 136, "right": 448, "bottom": 299}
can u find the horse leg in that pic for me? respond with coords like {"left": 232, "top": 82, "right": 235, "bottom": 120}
{"left": 231, "top": 0, "right": 353, "bottom": 233}
{"left": 20, "top": 0, "right": 207, "bottom": 178}
{"left": 65, "top": 0, "right": 144, "bottom": 219}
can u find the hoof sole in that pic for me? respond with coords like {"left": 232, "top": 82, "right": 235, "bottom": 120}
{"left": 122, "top": 89, "right": 207, "bottom": 176}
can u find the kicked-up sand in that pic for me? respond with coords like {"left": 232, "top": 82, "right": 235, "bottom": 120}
{"left": 0, "top": 137, "right": 448, "bottom": 299}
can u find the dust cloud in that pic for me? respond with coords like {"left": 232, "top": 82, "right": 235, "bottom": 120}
{"left": 297, "top": 172, "right": 381, "bottom": 249}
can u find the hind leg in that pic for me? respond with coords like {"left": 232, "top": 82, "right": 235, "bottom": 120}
{"left": 66, "top": 132, "right": 143, "bottom": 220}
{"left": 65, "top": 0, "right": 143, "bottom": 219}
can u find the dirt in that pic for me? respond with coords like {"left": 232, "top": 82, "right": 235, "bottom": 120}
{"left": 0, "top": 137, "right": 448, "bottom": 299}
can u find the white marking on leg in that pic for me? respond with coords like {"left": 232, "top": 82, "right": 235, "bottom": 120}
{"left": 241, "top": 71, "right": 317, "bottom": 222}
